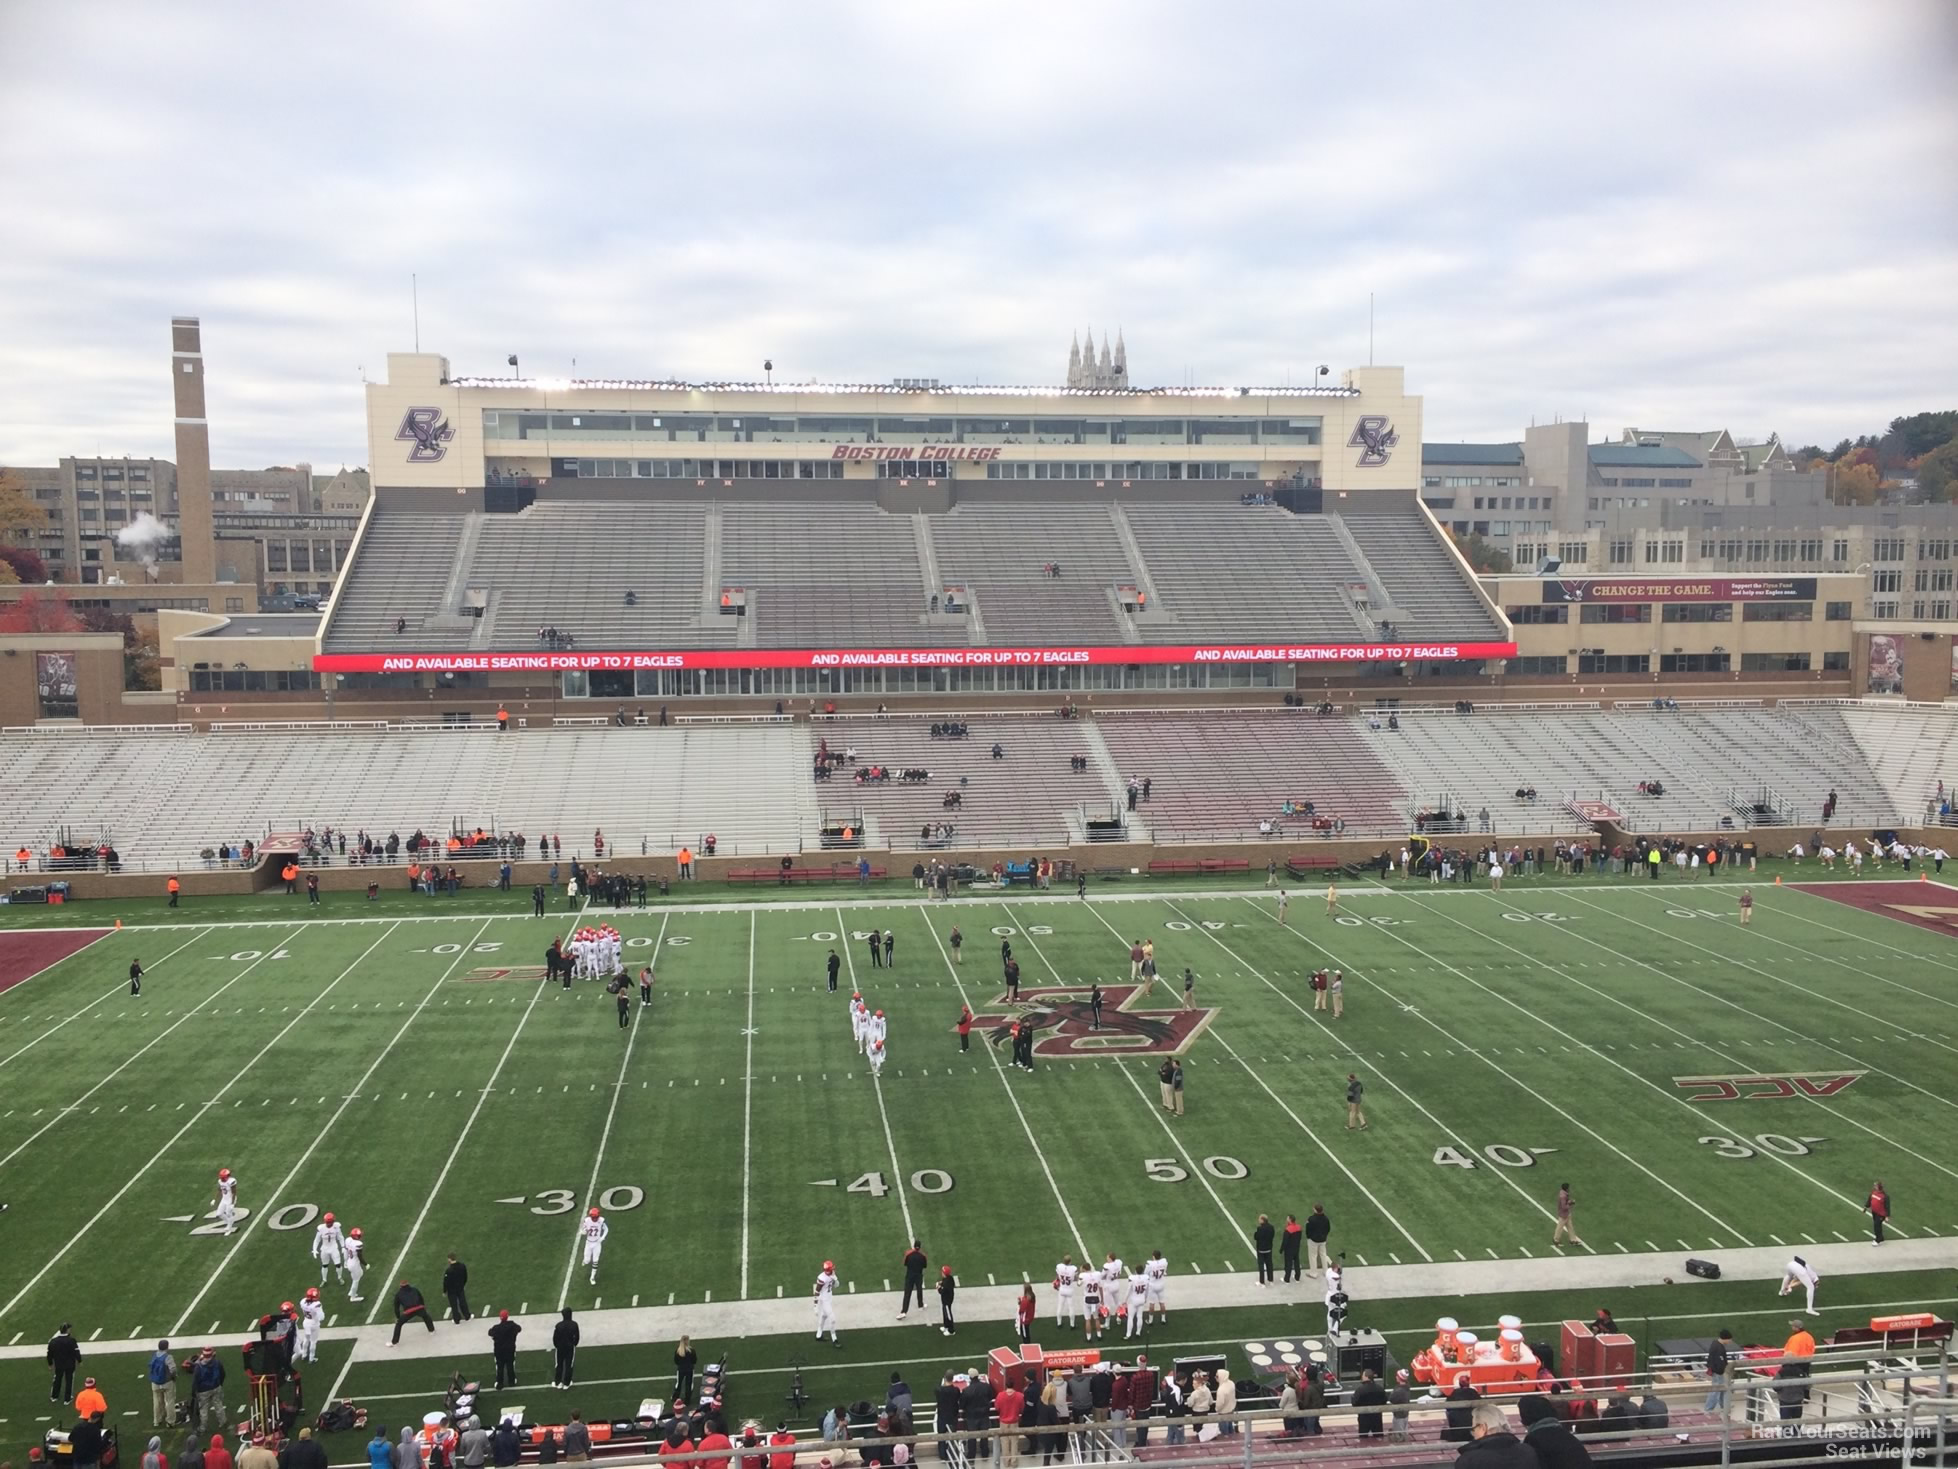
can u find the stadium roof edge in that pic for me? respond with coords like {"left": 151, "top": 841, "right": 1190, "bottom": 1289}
{"left": 443, "top": 377, "right": 1365, "bottom": 399}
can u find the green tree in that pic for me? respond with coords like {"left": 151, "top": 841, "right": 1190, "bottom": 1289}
{"left": 1917, "top": 440, "right": 1958, "bottom": 503}
{"left": 0, "top": 467, "right": 47, "bottom": 540}
{"left": 1451, "top": 531, "right": 1513, "bottom": 574}
{"left": 1889, "top": 410, "right": 1958, "bottom": 458}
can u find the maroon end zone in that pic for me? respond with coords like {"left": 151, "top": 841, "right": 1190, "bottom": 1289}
{"left": 0, "top": 928, "right": 114, "bottom": 997}
{"left": 1791, "top": 880, "right": 1958, "bottom": 939}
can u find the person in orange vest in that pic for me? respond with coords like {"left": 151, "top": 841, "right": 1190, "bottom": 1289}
{"left": 282, "top": 861, "right": 299, "bottom": 894}
{"left": 13, "top": 845, "right": 30, "bottom": 871}
{"left": 678, "top": 845, "right": 693, "bottom": 880}
{"left": 166, "top": 875, "right": 181, "bottom": 908}
{"left": 447, "top": 835, "right": 461, "bottom": 855}
{"left": 407, "top": 860, "right": 422, "bottom": 894}
{"left": 496, "top": 706, "right": 510, "bottom": 731}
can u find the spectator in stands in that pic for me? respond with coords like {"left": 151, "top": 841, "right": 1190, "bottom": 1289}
{"left": 991, "top": 742, "right": 1004, "bottom": 760}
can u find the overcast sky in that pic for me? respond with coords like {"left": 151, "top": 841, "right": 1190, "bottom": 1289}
{"left": 2, "top": 1, "right": 1953, "bottom": 470}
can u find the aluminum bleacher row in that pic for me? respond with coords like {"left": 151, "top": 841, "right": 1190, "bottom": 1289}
{"left": 320, "top": 496, "right": 1504, "bottom": 653}
{"left": 4, "top": 706, "right": 1950, "bottom": 872}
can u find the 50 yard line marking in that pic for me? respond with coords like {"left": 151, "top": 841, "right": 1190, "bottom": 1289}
{"left": 741, "top": 911, "right": 759, "bottom": 1299}
{"left": 0, "top": 925, "right": 212, "bottom": 1072}
{"left": 174, "top": 917, "right": 497, "bottom": 1334}
{"left": 0, "top": 925, "right": 310, "bottom": 1178}
{"left": 838, "top": 908, "right": 914, "bottom": 1249}
{"left": 919, "top": 907, "right": 1088, "bottom": 1258}
{"left": 558, "top": 910, "right": 669, "bottom": 1308}
{"left": 0, "top": 923, "right": 384, "bottom": 1325}
{"left": 359, "top": 906, "right": 579, "bottom": 1328}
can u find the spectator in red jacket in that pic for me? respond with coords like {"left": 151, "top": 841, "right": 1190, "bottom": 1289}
{"left": 994, "top": 1383, "right": 1025, "bottom": 1469}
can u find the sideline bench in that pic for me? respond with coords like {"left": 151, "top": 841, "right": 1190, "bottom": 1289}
{"left": 1285, "top": 855, "right": 1342, "bottom": 878}
{"left": 1147, "top": 857, "right": 1251, "bottom": 876}
{"left": 726, "top": 864, "right": 886, "bottom": 884}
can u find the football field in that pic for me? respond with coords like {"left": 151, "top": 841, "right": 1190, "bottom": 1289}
{"left": 2, "top": 873, "right": 1956, "bottom": 1359}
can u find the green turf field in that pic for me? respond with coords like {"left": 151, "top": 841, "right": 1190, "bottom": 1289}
{"left": 2, "top": 871, "right": 1955, "bottom": 1455}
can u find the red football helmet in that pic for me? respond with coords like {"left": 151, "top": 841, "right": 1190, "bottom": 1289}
{"left": 281, "top": 1301, "right": 295, "bottom": 1313}
{"left": 322, "top": 1212, "right": 335, "bottom": 1224}
{"left": 588, "top": 1207, "right": 601, "bottom": 1219}
{"left": 823, "top": 1260, "right": 834, "bottom": 1272}
{"left": 349, "top": 1226, "right": 362, "bottom": 1239}
{"left": 304, "top": 1288, "right": 320, "bottom": 1301}
{"left": 218, "top": 1168, "right": 231, "bottom": 1181}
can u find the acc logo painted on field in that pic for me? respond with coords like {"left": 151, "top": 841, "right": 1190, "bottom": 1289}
{"left": 1674, "top": 1072, "right": 1864, "bottom": 1102}
{"left": 1348, "top": 416, "right": 1399, "bottom": 467}
{"left": 396, "top": 406, "right": 456, "bottom": 462}
{"left": 966, "top": 984, "right": 1216, "bottom": 1058}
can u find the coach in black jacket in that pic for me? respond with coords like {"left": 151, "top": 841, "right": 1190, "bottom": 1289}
{"left": 443, "top": 1255, "right": 471, "bottom": 1322}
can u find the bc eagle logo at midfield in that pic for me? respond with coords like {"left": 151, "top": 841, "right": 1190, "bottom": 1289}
{"left": 966, "top": 984, "right": 1216, "bottom": 1058}
{"left": 396, "top": 406, "right": 456, "bottom": 462}
{"left": 1347, "top": 415, "right": 1399, "bottom": 467}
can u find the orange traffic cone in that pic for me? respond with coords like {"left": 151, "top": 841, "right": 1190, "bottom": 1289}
{"left": 1773, "top": 875, "right": 1781, "bottom": 885}
{"left": 1920, "top": 871, "right": 1928, "bottom": 882}
{"left": 114, "top": 918, "right": 123, "bottom": 929}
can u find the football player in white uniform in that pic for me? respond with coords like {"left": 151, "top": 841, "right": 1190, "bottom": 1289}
{"left": 870, "top": 1009, "right": 888, "bottom": 1050}
{"left": 1779, "top": 1255, "right": 1820, "bottom": 1315}
{"left": 312, "top": 1212, "right": 346, "bottom": 1285}
{"left": 851, "top": 995, "right": 868, "bottom": 1052}
{"left": 1101, "top": 1253, "right": 1125, "bottom": 1305}
{"left": 344, "top": 1226, "right": 366, "bottom": 1301}
{"left": 214, "top": 1168, "right": 239, "bottom": 1235}
{"left": 814, "top": 1260, "right": 840, "bottom": 1343}
{"left": 1053, "top": 1255, "right": 1079, "bottom": 1326}
{"left": 1081, "top": 1269, "right": 1104, "bottom": 1341}
{"left": 1144, "top": 1250, "right": 1169, "bottom": 1322}
{"left": 297, "top": 1287, "right": 325, "bottom": 1362}
{"left": 581, "top": 1207, "right": 609, "bottom": 1285}
{"left": 1125, "top": 1267, "right": 1148, "bottom": 1338}
{"left": 868, "top": 1037, "right": 886, "bottom": 1077}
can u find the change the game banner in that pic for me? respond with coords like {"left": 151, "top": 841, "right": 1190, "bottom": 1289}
{"left": 1540, "top": 577, "right": 1816, "bottom": 603}
{"left": 315, "top": 640, "right": 1519, "bottom": 675}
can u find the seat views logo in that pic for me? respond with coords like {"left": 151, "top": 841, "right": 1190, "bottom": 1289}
{"left": 396, "top": 406, "right": 456, "bottom": 462}
{"left": 1348, "top": 415, "right": 1399, "bottom": 467}
{"left": 1674, "top": 1071, "right": 1864, "bottom": 1102}
{"left": 965, "top": 983, "right": 1215, "bottom": 1058}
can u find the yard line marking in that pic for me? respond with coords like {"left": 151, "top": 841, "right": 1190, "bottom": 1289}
{"left": 0, "top": 924, "right": 347, "bottom": 1322}
{"left": 1758, "top": 886, "right": 1958, "bottom": 991}
{"left": 740, "top": 912, "right": 762, "bottom": 1298}
{"left": 1517, "top": 892, "right": 1958, "bottom": 1186}
{"left": 557, "top": 912, "right": 669, "bottom": 1309}
{"left": 356, "top": 917, "right": 568, "bottom": 1332}
{"left": 1265, "top": 895, "right": 1752, "bottom": 1247}
{"left": 840, "top": 907, "right": 914, "bottom": 1251}
{"left": 1080, "top": 897, "right": 1433, "bottom": 1269}
{"left": 1570, "top": 889, "right": 1958, "bottom": 1128}
{"left": 1010, "top": 904, "right": 1261, "bottom": 1255}
{"left": 920, "top": 908, "right": 1089, "bottom": 1258}
{"left": 0, "top": 926, "right": 309, "bottom": 1176}
{"left": 172, "top": 917, "right": 495, "bottom": 1335}
{"left": 0, "top": 926, "right": 211, "bottom": 1072}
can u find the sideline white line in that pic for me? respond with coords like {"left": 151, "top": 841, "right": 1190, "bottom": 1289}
{"left": 0, "top": 926, "right": 310, "bottom": 1177}
{"left": 172, "top": 918, "right": 495, "bottom": 1333}
{"left": 836, "top": 907, "right": 915, "bottom": 1250}
{"left": 1251, "top": 896, "right": 1754, "bottom": 1247}
{"left": 1508, "top": 889, "right": 1958, "bottom": 1184}
{"left": 1004, "top": 902, "right": 1264, "bottom": 1255}
{"left": 558, "top": 911, "right": 669, "bottom": 1308}
{"left": 0, "top": 926, "right": 211, "bottom": 1071}
{"left": 741, "top": 911, "right": 762, "bottom": 1298}
{"left": 0, "top": 924, "right": 388, "bottom": 1323}
{"left": 360, "top": 911, "right": 574, "bottom": 1326}
{"left": 918, "top": 907, "right": 1090, "bottom": 1258}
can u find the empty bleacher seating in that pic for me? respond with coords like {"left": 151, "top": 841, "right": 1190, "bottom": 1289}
{"left": 1339, "top": 511, "right": 1506, "bottom": 640}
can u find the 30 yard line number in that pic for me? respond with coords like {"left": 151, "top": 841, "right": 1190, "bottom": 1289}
{"left": 1699, "top": 1134, "right": 1823, "bottom": 1159}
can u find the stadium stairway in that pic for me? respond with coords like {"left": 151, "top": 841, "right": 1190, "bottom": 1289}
{"left": 1834, "top": 703, "right": 1958, "bottom": 823}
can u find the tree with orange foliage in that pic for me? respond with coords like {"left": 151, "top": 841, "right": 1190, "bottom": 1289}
{"left": 0, "top": 589, "right": 85, "bottom": 635}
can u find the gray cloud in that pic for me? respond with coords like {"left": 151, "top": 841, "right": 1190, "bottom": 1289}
{"left": 1, "top": 0, "right": 1953, "bottom": 469}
